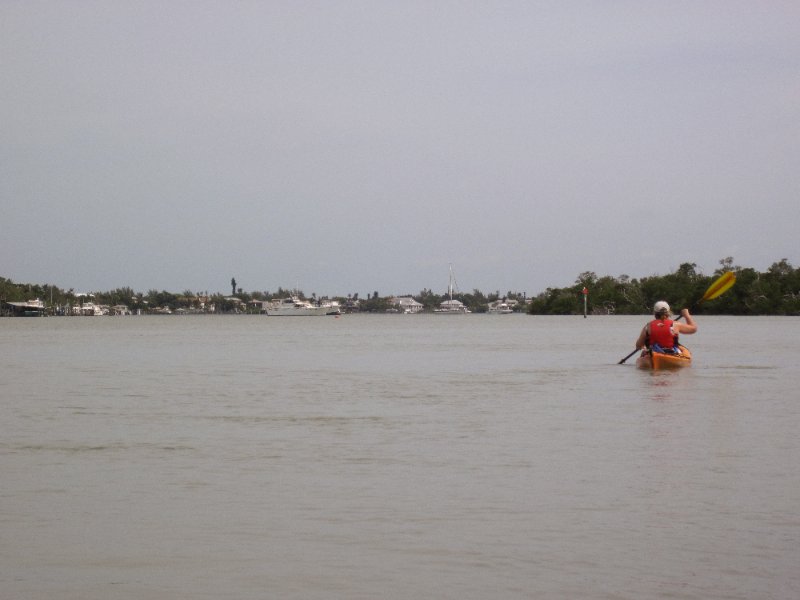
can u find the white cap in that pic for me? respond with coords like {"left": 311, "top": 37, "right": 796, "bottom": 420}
{"left": 653, "top": 300, "right": 670, "bottom": 314}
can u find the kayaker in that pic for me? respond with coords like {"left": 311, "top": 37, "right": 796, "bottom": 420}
{"left": 635, "top": 301, "right": 697, "bottom": 354}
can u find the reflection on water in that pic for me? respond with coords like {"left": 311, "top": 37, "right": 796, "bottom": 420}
{"left": 1, "top": 315, "right": 799, "bottom": 599}
{"left": 642, "top": 370, "right": 684, "bottom": 402}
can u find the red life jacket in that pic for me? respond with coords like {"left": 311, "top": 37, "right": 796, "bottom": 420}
{"left": 648, "top": 318, "right": 677, "bottom": 349}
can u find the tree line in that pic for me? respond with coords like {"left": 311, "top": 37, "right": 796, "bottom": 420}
{"left": 0, "top": 277, "right": 530, "bottom": 314}
{"left": 527, "top": 258, "right": 800, "bottom": 316}
{"left": 2, "top": 257, "right": 798, "bottom": 315}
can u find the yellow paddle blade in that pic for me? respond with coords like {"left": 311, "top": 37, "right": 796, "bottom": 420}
{"left": 701, "top": 271, "right": 736, "bottom": 302}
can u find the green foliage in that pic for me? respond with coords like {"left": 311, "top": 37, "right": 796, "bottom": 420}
{"left": 527, "top": 258, "right": 800, "bottom": 316}
{"left": 1, "top": 277, "right": 76, "bottom": 311}
{"left": 95, "top": 287, "right": 137, "bottom": 307}
{"left": 145, "top": 289, "right": 179, "bottom": 311}
{"left": 359, "top": 294, "right": 393, "bottom": 312}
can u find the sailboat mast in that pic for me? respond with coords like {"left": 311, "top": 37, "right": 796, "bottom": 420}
{"left": 448, "top": 264, "right": 454, "bottom": 300}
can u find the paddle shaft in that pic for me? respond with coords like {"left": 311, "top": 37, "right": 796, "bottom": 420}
{"left": 618, "top": 348, "right": 639, "bottom": 364}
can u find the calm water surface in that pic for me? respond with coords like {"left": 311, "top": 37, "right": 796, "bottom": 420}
{"left": 2, "top": 315, "right": 799, "bottom": 599}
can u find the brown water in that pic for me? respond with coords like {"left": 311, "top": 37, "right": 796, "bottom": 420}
{"left": 2, "top": 315, "right": 799, "bottom": 599}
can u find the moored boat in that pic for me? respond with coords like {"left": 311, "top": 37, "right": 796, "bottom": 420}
{"left": 266, "top": 296, "right": 330, "bottom": 316}
{"left": 434, "top": 264, "right": 471, "bottom": 314}
{"left": 5, "top": 298, "right": 46, "bottom": 316}
{"left": 636, "top": 345, "right": 692, "bottom": 370}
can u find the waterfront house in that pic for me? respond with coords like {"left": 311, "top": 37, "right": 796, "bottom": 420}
{"left": 390, "top": 296, "right": 423, "bottom": 314}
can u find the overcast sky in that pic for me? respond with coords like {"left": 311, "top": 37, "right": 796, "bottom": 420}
{"left": 2, "top": 1, "right": 798, "bottom": 297}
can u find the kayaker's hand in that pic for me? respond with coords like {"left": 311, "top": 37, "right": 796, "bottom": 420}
{"left": 680, "top": 308, "right": 690, "bottom": 318}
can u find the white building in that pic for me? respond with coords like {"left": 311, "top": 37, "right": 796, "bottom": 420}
{"left": 391, "top": 296, "right": 423, "bottom": 313}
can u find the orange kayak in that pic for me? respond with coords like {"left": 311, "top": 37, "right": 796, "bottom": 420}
{"left": 636, "top": 345, "right": 692, "bottom": 370}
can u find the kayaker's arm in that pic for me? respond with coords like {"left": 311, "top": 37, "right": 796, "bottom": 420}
{"left": 635, "top": 325, "right": 648, "bottom": 349}
{"left": 674, "top": 309, "right": 697, "bottom": 335}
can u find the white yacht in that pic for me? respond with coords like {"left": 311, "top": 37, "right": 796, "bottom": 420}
{"left": 266, "top": 297, "right": 331, "bottom": 316}
{"left": 71, "top": 301, "right": 107, "bottom": 316}
{"left": 6, "top": 298, "right": 46, "bottom": 316}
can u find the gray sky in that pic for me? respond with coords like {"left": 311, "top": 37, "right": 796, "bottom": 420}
{"left": 2, "top": 1, "right": 798, "bottom": 298}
